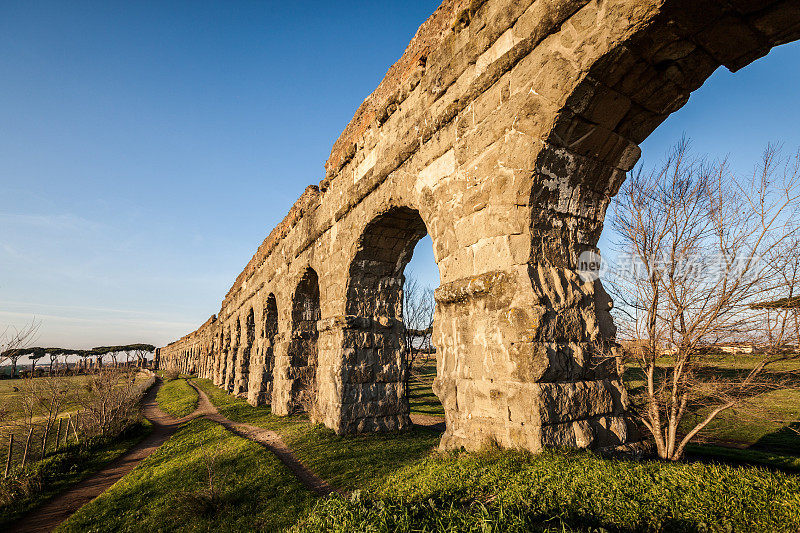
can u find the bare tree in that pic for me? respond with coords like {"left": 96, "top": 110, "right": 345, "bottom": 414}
{"left": 754, "top": 238, "right": 800, "bottom": 353}
{"left": 0, "top": 320, "right": 40, "bottom": 378}
{"left": 402, "top": 276, "right": 435, "bottom": 376}
{"left": 17, "top": 371, "right": 72, "bottom": 447}
{"left": 607, "top": 141, "right": 800, "bottom": 460}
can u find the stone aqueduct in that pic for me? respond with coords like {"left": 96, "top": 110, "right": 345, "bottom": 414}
{"left": 157, "top": 0, "right": 800, "bottom": 452}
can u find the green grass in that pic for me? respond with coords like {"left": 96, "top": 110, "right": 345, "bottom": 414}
{"left": 0, "top": 420, "right": 152, "bottom": 528}
{"left": 683, "top": 388, "right": 800, "bottom": 451}
{"left": 294, "top": 448, "right": 800, "bottom": 532}
{"left": 134, "top": 379, "right": 800, "bottom": 532}
{"left": 193, "top": 379, "right": 440, "bottom": 491}
{"left": 155, "top": 378, "right": 199, "bottom": 418}
{"left": 408, "top": 363, "right": 444, "bottom": 417}
{"left": 0, "top": 375, "right": 93, "bottom": 421}
{"left": 57, "top": 418, "right": 314, "bottom": 533}
{"left": 622, "top": 355, "right": 800, "bottom": 450}
{"left": 686, "top": 443, "right": 800, "bottom": 471}
{"left": 620, "top": 356, "right": 800, "bottom": 471}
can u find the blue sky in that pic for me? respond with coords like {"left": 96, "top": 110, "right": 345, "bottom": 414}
{"left": 2, "top": 1, "right": 800, "bottom": 349}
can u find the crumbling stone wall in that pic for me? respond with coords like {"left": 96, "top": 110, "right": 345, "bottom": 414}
{"left": 161, "top": 315, "right": 216, "bottom": 375}
{"left": 157, "top": 0, "right": 800, "bottom": 452}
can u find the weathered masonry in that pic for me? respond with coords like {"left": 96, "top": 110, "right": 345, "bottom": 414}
{"left": 158, "top": 0, "right": 800, "bottom": 452}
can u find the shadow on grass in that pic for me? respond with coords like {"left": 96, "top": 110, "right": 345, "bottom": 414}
{"left": 751, "top": 422, "right": 800, "bottom": 455}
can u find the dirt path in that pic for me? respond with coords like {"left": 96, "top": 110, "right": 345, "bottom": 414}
{"left": 410, "top": 413, "right": 446, "bottom": 433}
{"left": 187, "top": 381, "right": 338, "bottom": 496}
{"left": 7, "top": 378, "right": 192, "bottom": 533}
{"left": 9, "top": 378, "right": 434, "bottom": 532}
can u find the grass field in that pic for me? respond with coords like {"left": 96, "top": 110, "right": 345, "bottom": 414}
{"left": 295, "top": 448, "right": 800, "bottom": 532}
{"left": 192, "top": 379, "right": 800, "bottom": 531}
{"left": 620, "top": 352, "right": 800, "bottom": 469}
{"left": 56, "top": 418, "right": 314, "bottom": 533}
{"left": 408, "top": 363, "right": 444, "bottom": 417}
{"left": 0, "top": 375, "right": 92, "bottom": 421}
{"left": 0, "top": 372, "right": 154, "bottom": 472}
{"left": 0, "top": 372, "right": 153, "bottom": 423}
{"left": 16, "top": 364, "right": 794, "bottom": 532}
{"left": 155, "top": 378, "right": 199, "bottom": 418}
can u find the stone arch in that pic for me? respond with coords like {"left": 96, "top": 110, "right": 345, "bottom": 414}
{"left": 528, "top": 1, "right": 800, "bottom": 277}
{"left": 218, "top": 330, "right": 225, "bottom": 385}
{"left": 265, "top": 294, "right": 279, "bottom": 389}
{"left": 491, "top": 0, "right": 800, "bottom": 452}
{"left": 335, "top": 206, "right": 431, "bottom": 433}
{"left": 232, "top": 318, "right": 242, "bottom": 393}
{"left": 213, "top": 330, "right": 223, "bottom": 385}
{"left": 289, "top": 269, "right": 321, "bottom": 414}
{"left": 234, "top": 308, "right": 255, "bottom": 395}
{"left": 158, "top": 0, "right": 800, "bottom": 454}
{"left": 516, "top": 2, "right": 800, "bottom": 361}
{"left": 346, "top": 207, "right": 429, "bottom": 316}
{"left": 223, "top": 324, "right": 234, "bottom": 392}
{"left": 248, "top": 294, "right": 278, "bottom": 405}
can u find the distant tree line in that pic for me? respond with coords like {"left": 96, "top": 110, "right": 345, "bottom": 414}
{"left": 0, "top": 344, "right": 155, "bottom": 378}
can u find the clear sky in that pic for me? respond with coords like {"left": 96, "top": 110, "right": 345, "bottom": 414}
{"left": 2, "top": 1, "right": 800, "bottom": 349}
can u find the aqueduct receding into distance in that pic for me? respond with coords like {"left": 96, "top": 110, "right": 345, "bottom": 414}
{"left": 157, "top": 0, "right": 800, "bottom": 452}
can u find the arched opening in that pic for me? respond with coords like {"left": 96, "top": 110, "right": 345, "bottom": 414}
{"left": 403, "top": 235, "right": 442, "bottom": 421}
{"left": 590, "top": 39, "right": 800, "bottom": 456}
{"left": 225, "top": 324, "right": 235, "bottom": 392}
{"left": 290, "top": 269, "right": 320, "bottom": 414}
{"left": 235, "top": 308, "right": 255, "bottom": 395}
{"left": 263, "top": 293, "right": 278, "bottom": 392}
{"left": 214, "top": 331, "right": 224, "bottom": 385}
{"left": 231, "top": 317, "right": 242, "bottom": 394}
{"left": 248, "top": 294, "right": 278, "bottom": 406}
{"left": 340, "top": 206, "right": 436, "bottom": 433}
{"left": 515, "top": 2, "right": 800, "bottom": 453}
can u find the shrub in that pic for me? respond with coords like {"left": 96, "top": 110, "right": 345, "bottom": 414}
{"left": 174, "top": 445, "right": 224, "bottom": 517}
{"left": 0, "top": 420, "right": 150, "bottom": 525}
{"left": 77, "top": 369, "right": 143, "bottom": 438}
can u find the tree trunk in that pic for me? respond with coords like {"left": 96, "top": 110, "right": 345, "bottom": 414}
{"left": 40, "top": 422, "right": 50, "bottom": 457}
{"left": 21, "top": 426, "right": 33, "bottom": 469}
{"left": 55, "top": 418, "right": 63, "bottom": 451}
{"left": 4, "top": 434, "right": 13, "bottom": 478}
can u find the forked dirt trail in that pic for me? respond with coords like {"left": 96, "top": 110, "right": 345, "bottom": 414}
{"left": 8, "top": 378, "right": 438, "bottom": 532}
{"left": 7, "top": 378, "right": 339, "bottom": 532}
{"left": 7, "top": 378, "right": 191, "bottom": 533}
{"left": 187, "top": 381, "right": 338, "bottom": 496}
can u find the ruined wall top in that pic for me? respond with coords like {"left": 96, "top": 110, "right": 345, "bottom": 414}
{"left": 164, "top": 314, "right": 217, "bottom": 349}
{"left": 324, "top": 0, "right": 473, "bottom": 178}
{"left": 223, "top": 0, "right": 475, "bottom": 304}
{"left": 225, "top": 185, "right": 321, "bottom": 301}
